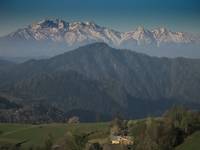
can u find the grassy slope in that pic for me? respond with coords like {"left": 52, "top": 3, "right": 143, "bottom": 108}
{"left": 0, "top": 123, "right": 109, "bottom": 148}
{"left": 175, "top": 131, "right": 200, "bottom": 150}
{"left": 1, "top": 122, "right": 199, "bottom": 149}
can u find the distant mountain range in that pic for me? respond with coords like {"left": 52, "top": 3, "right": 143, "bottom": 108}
{"left": 0, "top": 43, "right": 200, "bottom": 122}
{"left": 0, "top": 19, "right": 200, "bottom": 59}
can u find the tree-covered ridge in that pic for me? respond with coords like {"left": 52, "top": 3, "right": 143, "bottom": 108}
{"left": 0, "top": 43, "right": 200, "bottom": 122}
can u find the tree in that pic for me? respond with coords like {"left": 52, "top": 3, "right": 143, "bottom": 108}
{"left": 163, "top": 106, "right": 187, "bottom": 128}
{"left": 163, "top": 105, "right": 200, "bottom": 135}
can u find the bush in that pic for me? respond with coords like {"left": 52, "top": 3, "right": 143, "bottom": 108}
{"left": 86, "top": 143, "right": 103, "bottom": 150}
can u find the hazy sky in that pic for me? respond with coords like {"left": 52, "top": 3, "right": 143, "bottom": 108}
{"left": 0, "top": 0, "right": 200, "bottom": 36}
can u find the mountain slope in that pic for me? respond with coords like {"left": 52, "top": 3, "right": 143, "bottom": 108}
{"left": 0, "top": 19, "right": 200, "bottom": 58}
{"left": 0, "top": 43, "right": 200, "bottom": 121}
{"left": 5, "top": 43, "right": 199, "bottom": 102}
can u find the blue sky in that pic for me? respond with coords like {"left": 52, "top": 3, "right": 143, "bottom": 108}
{"left": 0, "top": 0, "right": 200, "bottom": 36}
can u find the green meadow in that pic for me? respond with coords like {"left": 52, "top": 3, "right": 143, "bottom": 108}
{"left": 0, "top": 123, "right": 109, "bottom": 149}
{"left": 175, "top": 131, "right": 200, "bottom": 150}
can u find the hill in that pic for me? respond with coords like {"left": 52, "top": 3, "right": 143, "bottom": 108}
{"left": 175, "top": 131, "right": 200, "bottom": 150}
{"left": 0, "top": 43, "right": 200, "bottom": 122}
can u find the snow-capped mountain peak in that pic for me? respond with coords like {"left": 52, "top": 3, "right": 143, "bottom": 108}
{"left": 1, "top": 18, "right": 200, "bottom": 58}
{"left": 151, "top": 27, "right": 194, "bottom": 45}
{"left": 4, "top": 19, "right": 200, "bottom": 49}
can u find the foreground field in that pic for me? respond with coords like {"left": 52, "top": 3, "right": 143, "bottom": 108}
{"left": 0, "top": 123, "right": 109, "bottom": 149}
{"left": 1, "top": 123, "right": 200, "bottom": 150}
{"left": 0, "top": 107, "right": 199, "bottom": 150}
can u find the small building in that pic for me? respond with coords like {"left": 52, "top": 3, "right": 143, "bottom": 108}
{"left": 111, "top": 135, "right": 134, "bottom": 145}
